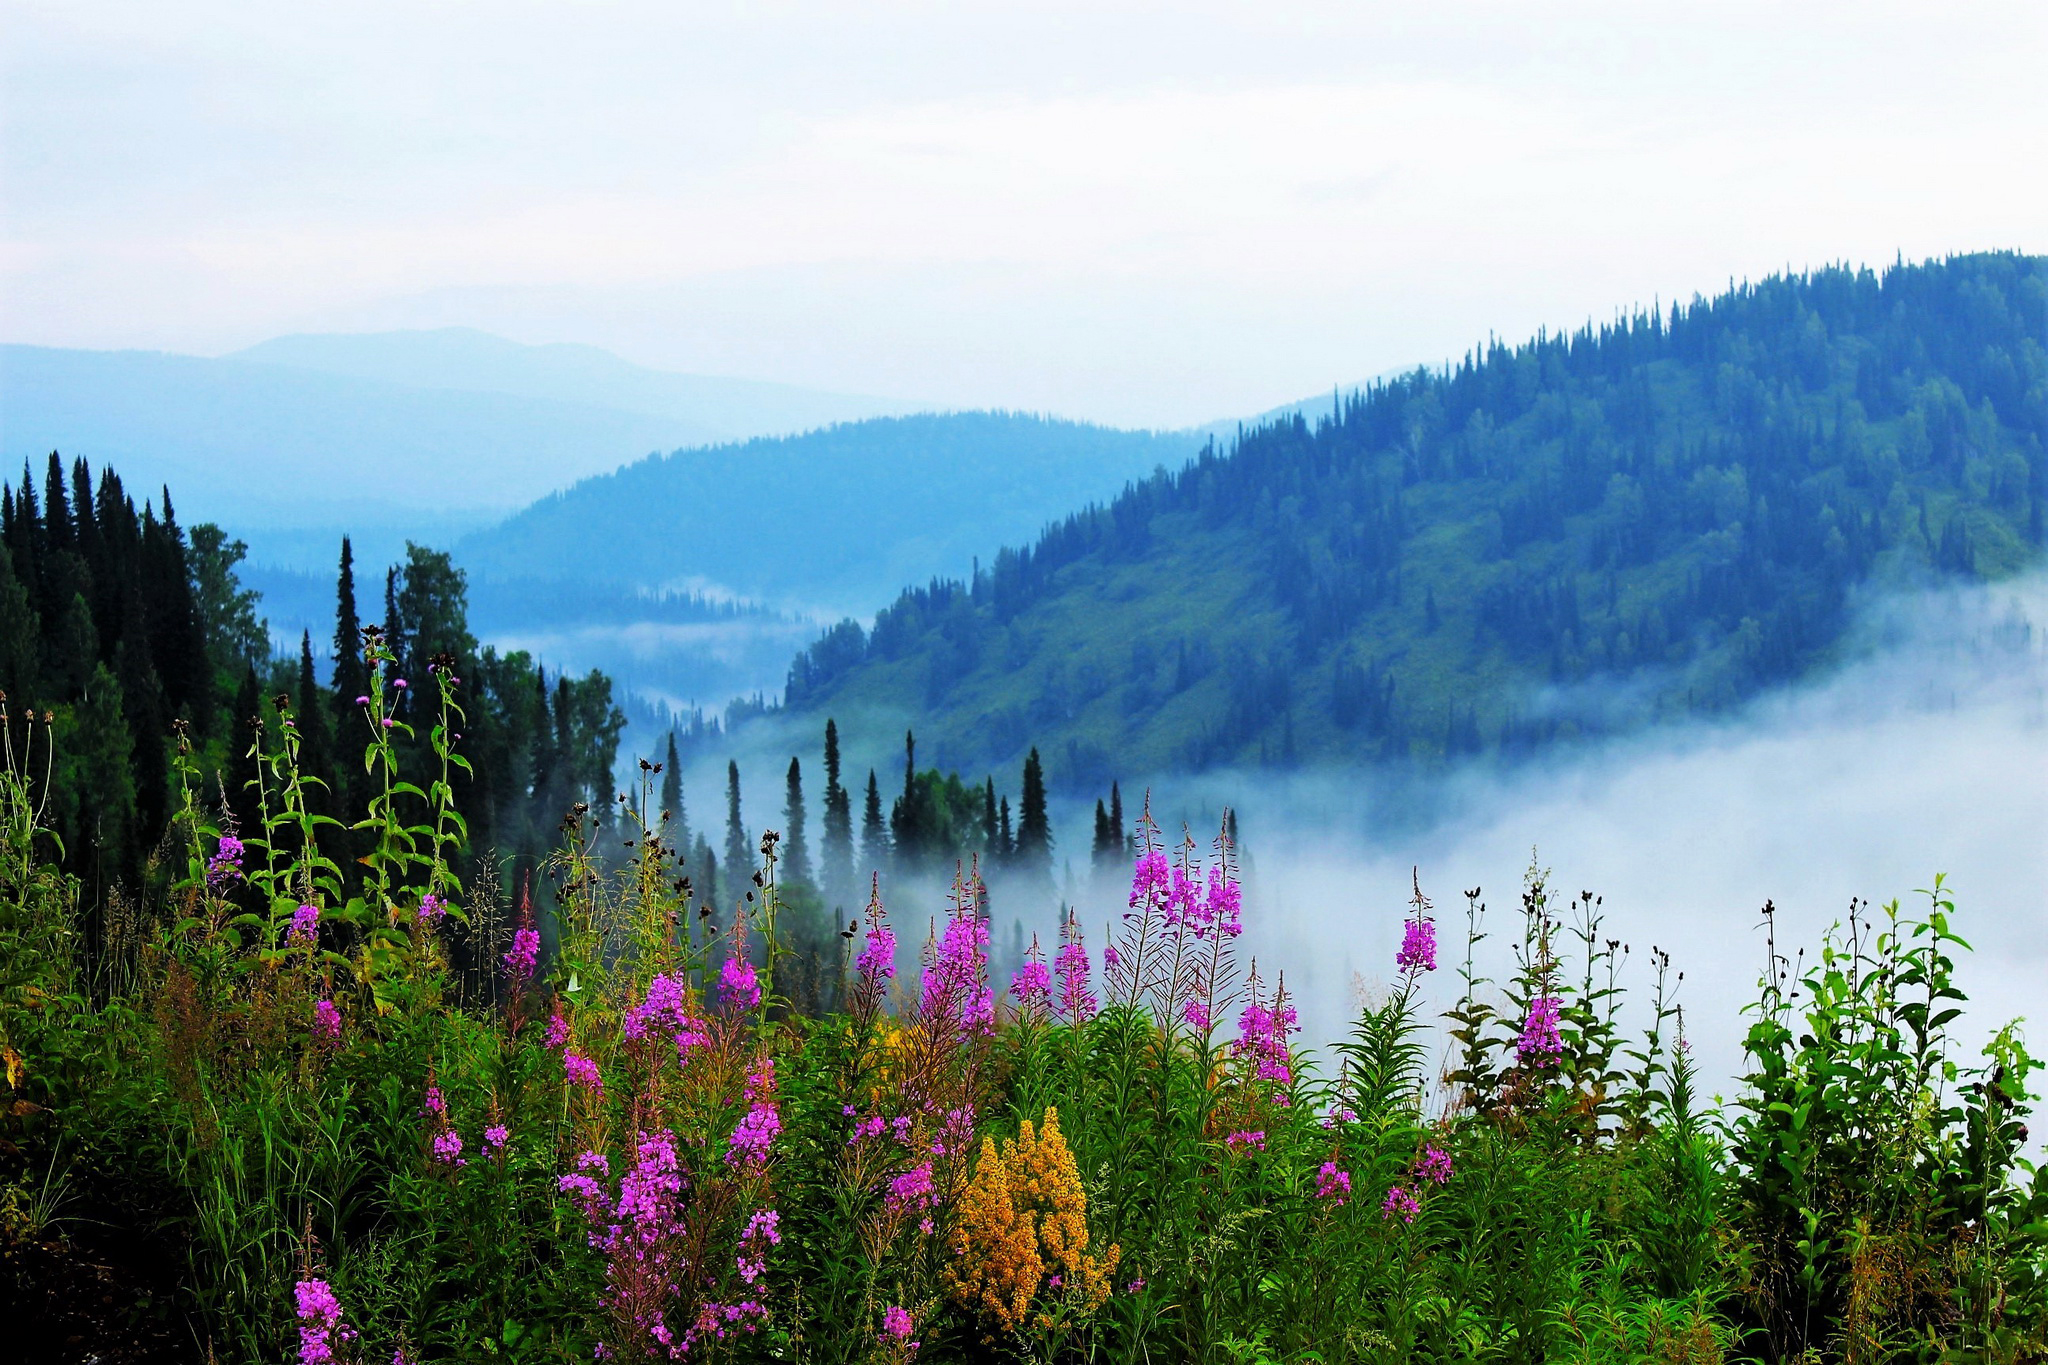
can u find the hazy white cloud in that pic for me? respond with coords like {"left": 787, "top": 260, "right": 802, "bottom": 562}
{"left": 5, "top": 2, "right": 2043, "bottom": 424}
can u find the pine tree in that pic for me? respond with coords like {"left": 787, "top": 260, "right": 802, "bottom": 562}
{"left": 981, "top": 777, "right": 997, "bottom": 855}
{"left": 661, "top": 733, "right": 686, "bottom": 850}
{"left": 1091, "top": 798, "right": 1114, "bottom": 869}
{"left": 998, "top": 795, "right": 1014, "bottom": 865}
{"left": 1016, "top": 748, "right": 1051, "bottom": 880}
{"left": 861, "top": 769, "right": 887, "bottom": 874}
{"left": 890, "top": 730, "right": 919, "bottom": 871}
{"left": 331, "top": 537, "right": 366, "bottom": 758}
{"left": 724, "top": 760, "right": 750, "bottom": 914}
{"left": 821, "top": 719, "right": 854, "bottom": 910}
{"left": 1110, "top": 781, "right": 1128, "bottom": 858}
{"left": 783, "top": 756, "right": 811, "bottom": 888}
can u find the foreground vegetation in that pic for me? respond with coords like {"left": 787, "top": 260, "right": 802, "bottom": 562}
{"left": 3, "top": 669, "right": 2045, "bottom": 1364}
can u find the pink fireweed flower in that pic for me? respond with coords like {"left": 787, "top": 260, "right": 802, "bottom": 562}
{"left": 564, "top": 1052, "right": 602, "bottom": 1092}
{"left": 1316, "top": 1161, "right": 1352, "bottom": 1206}
{"left": 1235, "top": 992, "right": 1299, "bottom": 1097}
{"left": 1223, "top": 1130, "right": 1266, "bottom": 1155}
{"left": 1183, "top": 999, "right": 1212, "bottom": 1031}
{"left": 1205, "top": 863, "right": 1244, "bottom": 939}
{"left": 1010, "top": 958, "right": 1052, "bottom": 1016}
{"left": 294, "top": 1278, "right": 356, "bottom": 1365}
{"left": 417, "top": 892, "right": 446, "bottom": 926}
{"left": 625, "top": 973, "right": 708, "bottom": 1055}
{"left": 1102, "top": 944, "right": 1121, "bottom": 969}
{"left": 885, "top": 1160, "right": 936, "bottom": 1217}
{"left": 736, "top": 1209, "right": 781, "bottom": 1285}
{"left": 1396, "top": 915, "right": 1438, "bottom": 975}
{"left": 719, "top": 954, "right": 762, "bottom": 1012}
{"left": 1417, "top": 1144, "right": 1453, "bottom": 1186}
{"left": 1130, "top": 849, "right": 1171, "bottom": 917}
{"left": 544, "top": 1005, "right": 571, "bottom": 1050}
{"left": 920, "top": 908, "right": 993, "bottom": 1036}
{"left": 727, "top": 1061, "right": 781, "bottom": 1169}
{"left": 879, "top": 1304, "right": 918, "bottom": 1352}
{"left": 1054, "top": 923, "right": 1097, "bottom": 1024}
{"left": 424, "top": 1085, "right": 446, "bottom": 1117}
{"left": 206, "top": 834, "right": 244, "bottom": 891}
{"left": 312, "top": 1000, "right": 341, "bottom": 1042}
{"left": 1382, "top": 1184, "right": 1420, "bottom": 1223}
{"left": 484, "top": 1124, "right": 509, "bottom": 1153}
{"left": 855, "top": 920, "right": 897, "bottom": 983}
{"left": 1518, "top": 996, "right": 1564, "bottom": 1065}
{"left": 1321, "top": 1105, "right": 1358, "bottom": 1129}
{"left": 432, "top": 1130, "right": 465, "bottom": 1167}
{"left": 288, "top": 902, "right": 319, "bottom": 947}
{"left": 504, "top": 927, "right": 540, "bottom": 984}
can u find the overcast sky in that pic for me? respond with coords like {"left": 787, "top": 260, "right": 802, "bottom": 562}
{"left": 5, "top": 2, "right": 2044, "bottom": 427}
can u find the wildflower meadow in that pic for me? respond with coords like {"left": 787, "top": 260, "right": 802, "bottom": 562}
{"left": 2, "top": 660, "right": 2045, "bottom": 1365}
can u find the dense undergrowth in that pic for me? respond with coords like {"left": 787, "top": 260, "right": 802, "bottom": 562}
{"left": 3, "top": 663, "right": 2046, "bottom": 1364}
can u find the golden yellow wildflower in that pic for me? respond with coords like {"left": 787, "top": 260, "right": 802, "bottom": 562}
{"left": 946, "top": 1107, "right": 1120, "bottom": 1338}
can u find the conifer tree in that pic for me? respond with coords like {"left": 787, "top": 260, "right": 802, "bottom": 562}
{"left": 294, "top": 631, "right": 333, "bottom": 797}
{"left": 724, "top": 760, "right": 749, "bottom": 913}
{"left": 661, "top": 733, "right": 685, "bottom": 847}
{"left": 331, "top": 538, "right": 366, "bottom": 751}
{"left": 1016, "top": 748, "right": 1051, "bottom": 880}
{"left": 1110, "top": 781, "right": 1127, "bottom": 858}
{"left": 890, "top": 730, "right": 920, "bottom": 871}
{"left": 982, "top": 777, "right": 997, "bottom": 855}
{"left": 783, "top": 756, "right": 811, "bottom": 888}
{"left": 821, "top": 719, "right": 854, "bottom": 910}
{"left": 1091, "top": 799, "right": 1114, "bottom": 869}
{"left": 861, "top": 769, "right": 887, "bottom": 874}
{"left": 998, "top": 795, "right": 1014, "bottom": 865}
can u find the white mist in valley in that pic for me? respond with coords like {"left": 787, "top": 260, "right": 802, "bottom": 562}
{"left": 1117, "top": 571, "right": 2048, "bottom": 1099}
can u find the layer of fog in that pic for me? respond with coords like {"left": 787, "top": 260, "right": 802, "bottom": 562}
{"left": 1096, "top": 572, "right": 2048, "bottom": 1101}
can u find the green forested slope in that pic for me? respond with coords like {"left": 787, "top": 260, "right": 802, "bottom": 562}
{"left": 783, "top": 254, "right": 2047, "bottom": 786}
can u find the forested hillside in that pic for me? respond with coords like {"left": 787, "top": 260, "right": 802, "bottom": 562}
{"left": 783, "top": 254, "right": 2047, "bottom": 786}
{"left": 0, "top": 456, "right": 624, "bottom": 905}
{"left": 457, "top": 411, "right": 1202, "bottom": 614}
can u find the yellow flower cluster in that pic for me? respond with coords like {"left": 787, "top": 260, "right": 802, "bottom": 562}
{"left": 946, "top": 1107, "right": 1120, "bottom": 1337}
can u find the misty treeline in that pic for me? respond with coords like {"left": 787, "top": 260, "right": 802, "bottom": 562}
{"left": 0, "top": 453, "right": 622, "bottom": 907}
{"left": 655, "top": 717, "right": 1164, "bottom": 1008}
{"left": 783, "top": 252, "right": 2047, "bottom": 782}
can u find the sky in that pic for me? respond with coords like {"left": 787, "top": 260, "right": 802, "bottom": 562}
{"left": 4, "top": 2, "right": 2045, "bottom": 427}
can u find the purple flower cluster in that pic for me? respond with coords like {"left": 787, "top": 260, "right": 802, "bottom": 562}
{"left": 504, "top": 927, "right": 540, "bottom": 985}
{"left": 1417, "top": 1144, "right": 1453, "bottom": 1185}
{"left": 855, "top": 920, "right": 897, "bottom": 985}
{"left": 919, "top": 904, "right": 993, "bottom": 1038}
{"left": 879, "top": 1303, "right": 919, "bottom": 1354}
{"left": 1009, "top": 958, "right": 1051, "bottom": 1017}
{"left": 1396, "top": 914, "right": 1438, "bottom": 975}
{"left": 1223, "top": 1129, "right": 1266, "bottom": 1154}
{"left": 1518, "top": 995, "right": 1564, "bottom": 1065}
{"left": 545, "top": 1005, "right": 572, "bottom": 1050}
{"left": 1235, "top": 992, "right": 1299, "bottom": 1098}
{"left": 726, "top": 1061, "right": 780, "bottom": 1170}
{"left": 1316, "top": 1160, "right": 1352, "bottom": 1206}
{"left": 557, "top": 1150, "right": 610, "bottom": 1214}
{"left": 735, "top": 1208, "right": 781, "bottom": 1285}
{"left": 719, "top": 954, "right": 761, "bottom": 1012}
{"left": 884, "top": 1159, "right": 936, "bottom": 1219}
{"left": 417, "top": 892, "right": 446, "bottom": 926}
{"left": 625, "top": 973, "right": 709, "bottom": 1057}
{"left": 432, "top": 1130, "right": 465, "bottom": 1167}
{"left": 288, "top": 902, "right": 319, "bottom": 948}
{"left": 294, "top": 1278, "right": 356, "bottom": 1365}
{"left": 312, "top": 1000, "right": 341, "bottom": 1042}
{"left": 564, "top": 1051, "right": 602, "bottom": 1092}
{"left": 1382, "top": 1185, "right": 1420, "bottom": 1223}
{"left": 1321, "top": 1105, "right": 1358, "bottom": 1129}
{"left": 207, "top": 834, "right": 244, "bottom": 892}
{"left": 1054, "top": 919, "right": 1097, "bottom": 1024}
{"left": 484, "top": 1123, "right": 509, "bottom": 1154}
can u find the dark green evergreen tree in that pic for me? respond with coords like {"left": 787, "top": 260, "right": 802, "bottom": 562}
{"left": 1015, "top": 748, "right": 1051, "bottom": 880}
{"left": 724, "top": 760, "right": 750, "bottom": 914}
{"left": 783, "top": 756, "right": 811, "bottom": 888}
{"left": 860, "top": 769, "right": 887, "bottom": 876}
{"left": 821, "top": 718, "right": 854, "bottom": 911}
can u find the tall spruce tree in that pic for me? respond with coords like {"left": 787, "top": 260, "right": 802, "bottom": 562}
{"left": 724, "top": 761, "right": 750, "bottom": 912}
{"left": 661, "top": 733, "right": 685, "bottom": 848}
{"left": 783, "top": 756, "right": 811, "bottom": 888}
{"left": 1110, "top": 781, "right": 1128, "bottom": 858}
{"left": 821, "top": 719, "right": 854, "bottom": 910}
{"left": 861, "top": 769, "right": 887, "bottom": 875}
{"left": 1091, "top": 799, "right": 1115, "bottom": 869}
{"left": 1015, "top": 747, "right": 1051, "bottom": 880}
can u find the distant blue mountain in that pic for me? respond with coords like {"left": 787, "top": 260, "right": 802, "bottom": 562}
{"left": 231, "top": 328, "right": 908, "bottom": 439}
{"left": 455, "top": 411, "right": 1207, "bottom": 618}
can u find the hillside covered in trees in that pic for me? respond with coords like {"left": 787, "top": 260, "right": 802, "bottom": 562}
{"left": 0, "top": 457, "right": 624, "bottom": 907}
{"left": 782, "top": 253, "right": 2047, "bottom": 787}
